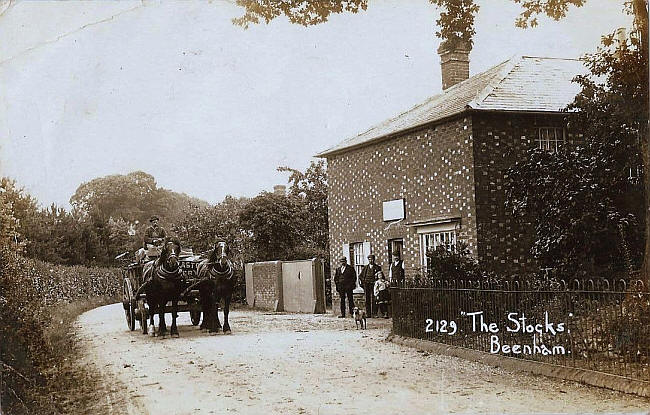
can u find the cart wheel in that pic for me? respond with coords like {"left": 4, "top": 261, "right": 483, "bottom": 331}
{"left": 190, "top": 310, "right": 201, "bottom": 326}
{"left": 123, "top": 279, "right": 136, "bottom": 331}
{"left": 139, "top": 300, "right": 148, "bottom": 334}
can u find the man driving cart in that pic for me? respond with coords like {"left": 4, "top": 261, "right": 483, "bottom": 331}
{"left": 135, "top": 215, "right": 167, "bottom": 263}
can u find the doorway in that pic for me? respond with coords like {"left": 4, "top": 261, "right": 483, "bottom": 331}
{"left": 388, "top": 239, "right": 403, "bottom": 263}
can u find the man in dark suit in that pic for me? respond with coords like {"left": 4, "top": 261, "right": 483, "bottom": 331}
{"left": 359, "top": 254, "right": 382, "bottom": 317}
{"left": 333, "top": 256, "right": 356, "bottom": 318}
{"left": 389, "top": 250, "right": 405, "bottom": 286}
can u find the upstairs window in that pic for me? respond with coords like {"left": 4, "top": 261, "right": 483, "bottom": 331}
{"left": 537, "top": 127, "right": 565, "bottom": 152}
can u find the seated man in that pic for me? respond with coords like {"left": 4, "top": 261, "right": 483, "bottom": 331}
{"left": 144, "top": 215, "right": 166, "bottom": 255}
{"left": 135, "top": 215, "right": 167, "bottom": 263}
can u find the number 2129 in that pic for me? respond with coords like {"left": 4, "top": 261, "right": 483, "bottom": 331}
{"left": 425, "top": 319, "right": 457, "bottom": 335}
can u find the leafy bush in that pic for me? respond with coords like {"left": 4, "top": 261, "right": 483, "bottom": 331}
{"left": 424, "top": 242, "right": 481, "bottom": 280}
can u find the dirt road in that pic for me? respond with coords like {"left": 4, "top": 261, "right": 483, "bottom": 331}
{"left": 75, "top": 303, "right": 649, "bottom": 414}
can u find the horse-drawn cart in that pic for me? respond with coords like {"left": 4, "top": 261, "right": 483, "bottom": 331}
{"left": 121, "top": 250, "right": 203, "bottom": 333}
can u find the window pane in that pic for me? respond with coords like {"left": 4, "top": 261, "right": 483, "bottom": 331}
{"left": 352, "top": 243, "right": 364, "bottom": 276}
{"left": 538, "top": 127, "right": 565, "bottom": 153}
{"left": 420, "top": 229, "right": 458, "bottom": 272}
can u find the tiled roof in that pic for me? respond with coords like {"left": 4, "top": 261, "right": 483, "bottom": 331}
{"left": 316, "top": 56, "right": 586, "bottom": 157}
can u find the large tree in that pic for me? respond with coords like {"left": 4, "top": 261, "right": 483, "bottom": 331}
{"left": 234, "top": 0, "right": 650, "bottom": 281}
{"left": 278, "top": 160, "right": 329, "bottom": 259}
{"left": 174, "top": 195, "right": 251, "bottom": 263}
{"left": 70, "top": 171, "right": 159, "bottom": 223}
{"left": 0, "top": 177, "right": 39, "bottom": 252}
{"left": 234, "top": 0, "right": 592, "bottom": 48}
{"left": 0, "top": 180, "right": 23, "bottom": 250}
{"left": 238, "top": 192, "right": 307, "bottom": 261}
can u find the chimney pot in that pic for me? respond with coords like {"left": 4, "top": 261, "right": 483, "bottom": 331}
{"left": 437, "top": 40, "right": 471, "bottom": 90}
{"left": 273, "top": 185, "right": 286, "bottom": 196}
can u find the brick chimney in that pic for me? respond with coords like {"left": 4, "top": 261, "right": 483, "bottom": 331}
{"left": 437, "top": 40, "right": 471, "bottom": 90}
{"left": 273, "top": 185, "right": 286, "bottom": 196}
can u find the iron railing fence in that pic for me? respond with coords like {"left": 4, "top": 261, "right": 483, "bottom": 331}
{"left": 391, "top": 276, "right": 650, "bottom": 382}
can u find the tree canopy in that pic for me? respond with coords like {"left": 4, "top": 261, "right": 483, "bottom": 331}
{"left": 278, "top": 160, "right": 329, "bottom": 258}
{"left": 238, "top": 192, "right": 307, "bottom": 261}
{"left": 234, "top": 0, "right": 596, "bottom": 49}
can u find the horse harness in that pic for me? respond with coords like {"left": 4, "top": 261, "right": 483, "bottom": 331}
{"left": 157, "top": 263, "right": 182, "bottom": 280}
{"left": 205, "top": 260, "right": 234, "bottom": 281}
{"left": 143, "top": 251, "right": 182, "bottom": 281}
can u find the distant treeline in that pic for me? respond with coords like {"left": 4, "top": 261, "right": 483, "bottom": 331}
{"left": 1, "top": 161, "right": 329, "bottom": 268}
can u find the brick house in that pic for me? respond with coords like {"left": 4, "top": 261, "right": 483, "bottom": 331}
{"left": 316, "top": 45, "right": 585, "bottom": 313}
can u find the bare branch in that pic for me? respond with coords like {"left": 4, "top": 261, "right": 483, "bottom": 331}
{"left": 6, "top": 384, "right": 29, "bottom": 411}
{"left": 1, "top": 361, "right": 33, "bottom": 384}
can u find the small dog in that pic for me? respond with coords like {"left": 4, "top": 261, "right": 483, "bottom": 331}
{"left": 353, "top": 307, "right": 367, "bottom": 330}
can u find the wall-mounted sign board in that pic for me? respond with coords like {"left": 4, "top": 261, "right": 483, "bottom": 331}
{"left": 383, "top": 199, "right": 405, "bottom": 222}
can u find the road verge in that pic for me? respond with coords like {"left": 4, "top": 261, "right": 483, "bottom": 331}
{"left": 387, "top": 334, "right": 650, "bottom": 398}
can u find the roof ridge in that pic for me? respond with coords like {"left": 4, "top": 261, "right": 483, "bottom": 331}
{"left": 520, "top": 55, "right": 583, "bottom": 61}
{"left": 468, "top": 55, "right": 522, "bottom": 109}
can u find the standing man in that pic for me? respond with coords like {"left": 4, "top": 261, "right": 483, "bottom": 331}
{"left": 333, "top": 256, "right": 356, "bottom": 318}
{"left": 359, "top": 254, "right": 382, "bottom": 317}
{"left": 388, "top": 250, "right": 405, "bottom": 286}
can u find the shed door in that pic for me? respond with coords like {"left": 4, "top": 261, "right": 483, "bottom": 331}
{"left": 282, "top": 261, "right": 315, "bottom": 313}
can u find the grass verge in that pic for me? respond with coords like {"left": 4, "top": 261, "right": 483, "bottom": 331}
{"left": 41, "top": 297, "right": 121, "bottom": 415}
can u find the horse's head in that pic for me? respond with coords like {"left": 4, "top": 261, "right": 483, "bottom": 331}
{"left": 209, "top": 241, "right": 230, "bottom": 268}
{"left": 159, "top": 237, "right": 181, "bottom": 271}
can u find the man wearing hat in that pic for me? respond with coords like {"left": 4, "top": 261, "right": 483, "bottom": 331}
{"left": 134, "top": 216, "right": 167, "bottom": 263}
{"left": 359, "top": 254, "right": 382, "bottom": 317}
{"left": 333, "top": 256, "right": 357, "bottom": 318}
{"left": 143, "top": 215, "right": 167, "bottom": 251}
{"left": 388, "top": 250, "right": 405, "bottom": 285}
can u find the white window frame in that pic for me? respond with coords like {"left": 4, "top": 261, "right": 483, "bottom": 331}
{"left": 351, "top": 242, "right": 366, "bottom": 277}
{"left": 536, "top": 127, "right": 565, "bottom": 153}
{"left": 417, "top": 222, "right": 458, "bottom": 271}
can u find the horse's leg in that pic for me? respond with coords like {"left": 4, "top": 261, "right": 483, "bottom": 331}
{"left": 148, "top": 302, "right": 156, "bottom": 337}
{"left": 208, "top": 291, "right": 220, "bottom": 333}
{"left": 199, "top": 284, "right": 209, "bottom": 331}
{"left": 170, "top": 299, "right": 179, "bottom": 338}
{"left": 222, "top": 294, "right": 231, "bottom": 334}
{"left": 212, "top": 292, "right": 222, "bottom": 332}
{"left": 158, "top": 299, "right": 167, "bottom": 338}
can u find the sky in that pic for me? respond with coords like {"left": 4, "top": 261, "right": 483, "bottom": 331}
{"left": 0, "top": 0, "right": 634, "bottom": 209}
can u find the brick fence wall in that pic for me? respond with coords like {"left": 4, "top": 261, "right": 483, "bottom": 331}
{"left": 248, "top": 261, "right": 283, "bottom": 310}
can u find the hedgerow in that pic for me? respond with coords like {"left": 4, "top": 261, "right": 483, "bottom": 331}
{"left": 0, "top": 246, "right": 120, "bottom": 414}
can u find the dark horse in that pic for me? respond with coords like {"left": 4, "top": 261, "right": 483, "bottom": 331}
{"left": 140, "top": 237, "right": 183, "bottom": 338}
{"left": 197, "top": 241, "right": 236, "bottom": 334}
